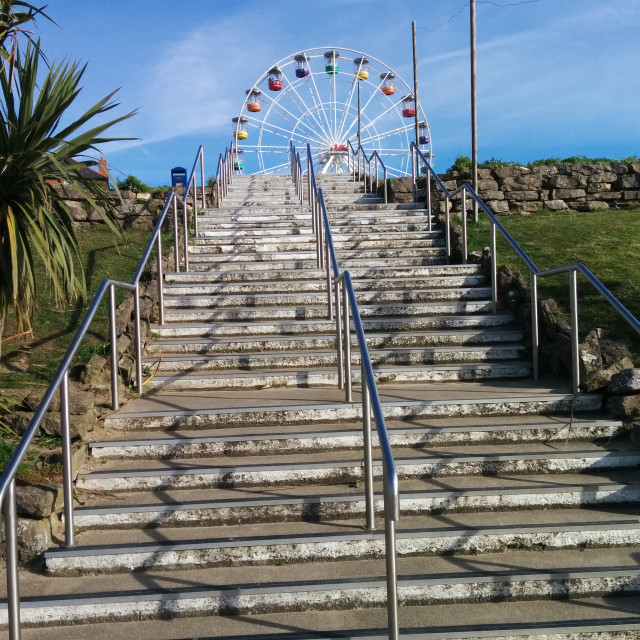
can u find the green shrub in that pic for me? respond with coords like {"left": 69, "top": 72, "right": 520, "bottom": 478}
{"left": 117, "top": 175, "right": 149, "bottom": 194}
{"left": 450, "top": 155, "right": 471, "bottom": 173}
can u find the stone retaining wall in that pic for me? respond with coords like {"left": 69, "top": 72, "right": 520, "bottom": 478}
{"left": 388, "top": 162, "right": 640, "bottom": 214}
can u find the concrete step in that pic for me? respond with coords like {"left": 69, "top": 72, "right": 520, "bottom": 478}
{"left": 162, "top": 274, "right": 487, "bottom": 297}
{"left": 14, "top": 598, "right": 640, "bottom": 639}
{"left": 145, "top": 328, "right": 524, "bottom": 354}
{"left": 165, "top": 264, "right": 483, "bottom": 284}
{"left": 102, "top": 382, "right": 603, "bottom": 431}
{"left": 162, "top": 288, "right": 493, "bottom": 310}
{"left": 45, "top": 507, "right": 640, "bottom": 573}
{"left": 141, "top": 346, "right": 528, "bottom": 375}
{"left": 140, "top": 361, "right": 533, "bottom": 391}
{"left": 88, "top": 415, "right": 623, "bottom": 461}
{"left": 150, "top": 314, "right": 517, "bottom": 339}
{"left": 72, "top": 470, "right": 637, "bottom": 530}
{"left": 161, "top": 300, "right": 496, "bottom": 323}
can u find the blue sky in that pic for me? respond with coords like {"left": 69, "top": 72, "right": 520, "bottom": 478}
{"left": 33, "top": 0, "right": 640, "bottom": 186}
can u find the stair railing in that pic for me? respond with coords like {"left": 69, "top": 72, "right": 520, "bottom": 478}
{"left": 345, "top": 141, "right": 388, "bottom": 203}
{"left": 306, "top": 144, "right": 400, "bottom": 640}
{"left": 182, "top": 145, "right": 205, "bottom": 238}
{"left": 289, "top": 143, "right": 304, "bottom": 205}
{"left": 215, "top": 146, "right": 233, "bottom": 207}
{"left": 0, "top": 146, "right": 205, "bottom": 639}
{"left": 411, "top": 142, "right": 640, "bottom": 394}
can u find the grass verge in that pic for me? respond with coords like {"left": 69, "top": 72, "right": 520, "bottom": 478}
{"left": 466, "top": 206, "right": 640, "bottom": 358}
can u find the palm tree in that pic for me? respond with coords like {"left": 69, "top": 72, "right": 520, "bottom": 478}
{"left": 0, "top": 39, "right": 134, "bottom": 355}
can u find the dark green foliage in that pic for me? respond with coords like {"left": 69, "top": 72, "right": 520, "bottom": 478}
{"left": 117, "top": 175, "right": 149, "bottom": 194}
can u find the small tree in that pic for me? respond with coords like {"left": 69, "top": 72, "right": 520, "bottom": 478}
{"left": 0, "top": 39, "right": 134, "bottom": 356}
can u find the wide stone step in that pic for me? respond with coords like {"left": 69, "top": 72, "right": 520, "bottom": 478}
{"left": 102, "top": 383, "right": 603, "bottom": 431}
{"left": 45, "top": 507, "right": 640, "bottom": 574}
{"left": 72, "top": 471, "right": 638, "bottom": 530}
{"left": 141, "top": 346, "right": 527, "bottom": 375}
{"left": 162, "top": 274, "right": 487, "bottom": 297}
{"left": 74, "top": 443, "right": 640, "bottom": 493}
{"left": 88, "top": 415, "right": 623, "bottom": 461}
{"left": 162, "top": 288, "right": 492, "bottom": 310}
{"left": 145, "top": 328, "right": 523, "bottom": 354}
{"left": 150, "top": 314, "right": 516, "bottom": 338}
{"left": 140, "top": 361, "right": 533, "bottom": 391}
{"left": 162, "top": 300, "right": 495, "bottom": 323}
{"left": 165, "top": 264, "right": 483, "bottom": 284}
{"left": 186, "top": 249, "right": 446, "bottom": 266}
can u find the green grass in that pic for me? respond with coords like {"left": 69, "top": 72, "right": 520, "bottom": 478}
{"left": 466, "top": 207, "right": 640, "bottom": 357}
{"left": 0, "top": 225, "right": 163, "bottom": 387}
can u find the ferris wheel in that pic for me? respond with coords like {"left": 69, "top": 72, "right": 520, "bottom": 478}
{"left": 232, "top": 47, "right": 432, "bottom": 176}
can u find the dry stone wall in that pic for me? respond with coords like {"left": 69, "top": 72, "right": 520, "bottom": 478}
{"left": 434, "top": 162, "right": 640, "bottom": 214}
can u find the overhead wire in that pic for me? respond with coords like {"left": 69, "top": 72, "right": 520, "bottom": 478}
{"left": 420, "top": 0, "right": 542, "bottom": 32}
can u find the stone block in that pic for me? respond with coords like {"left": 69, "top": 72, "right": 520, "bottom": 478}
{"left": 617, "top": 175, "right": 640, "bottom": 189}
{"left": 482, "top": 190, "right": 504, "bottom": 200}
{"left": 607, "top": 394, "right": 640, "bottom": 418}
{"left": 36, "top": 411, "right": 95, "bottom": 441}
{"left": 16, "top": 484, "right": 63, "bottom": 519}
{"left": 545, "top": 199, "right": 568, "bottom": 211}
{"left": 574, "top": 201, "right": 609, "bottom": 211}
{"left": 494, "top": 166, "right": 529, "bottom": 179}
{"left": 531, "top": 166, "right": 558, "bottom": 176}
{"left": 611, "top": 163, "right": 629, "bottom": 175}
{"left": 581, "top": 356, "right": 634, "bottom": 393}
{"left": 588, "top": 172, "right": 617, "bottom": 184}
{"left": 80, "top": 354, "right": 107, "bottom": 385}
{"left": 587, "top": 183, "right": 612, "bottom": 194}
{"left": 551, "top": 189, "right": 587, "bottom": 199}
{"left": 623, "top": 191, "right": 640, "bottom": 200}
{"left": 477, "top": 179, "right": 499, "bottom": 191}
{"left": 509, "top": 190, "right": 541, "bottom": 201}
{"left": 600, "top": 338, "right": 632, "bottom": 368}
{"left": 608, "top": 368, "right": 640, "bottom": 395}
{"left": 477, "top": 169, "right": 493, "bottom": 179}
{"left": 487, "top": 200, "right": 509, "bottom": 213}
{"left": 16, "top": 518, "right": 51, "bottom": 563}
{"left": 546, "top": 175, "right": 583, "bottom": 189}
{"left": 516, "top": 201, "right": 545, "bottom": 213}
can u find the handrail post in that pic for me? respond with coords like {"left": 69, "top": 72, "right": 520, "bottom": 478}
{"left": 200, "top": 148, "right": 206, "bottom": 209}
{"left": 490, "top": 221, "right": 497, "bottom": 313}
{"left": 531, "top": 272, "right": 539, "bottom": 381}
{"left": 343, "top": 283, "right": 352, "bottom": 403}
{"left": 156, "top": 232, "right": 165, "bottom": 325}
{"left": 182, "top": 197, "right": 189, "bottom": 272}
{"left": 461, "top": 187, "right": 468, "bottom": 264}
{"left": 109, "top": 284, "right": 119, "bottom": 410}
{"left": 172, "top": 193, "right": 180, "bottom": 272}
{"left": 445, "top": 197, "right": 451, "bottom": 262}
{"left": 336, "top": 278, "right": 344, "bottom": 389}
{"left": 383, "top": 168, "right": 388, "bottom": 204}
{"left": 134, "top": 283, "right": 143, "bottom": 395}
{"left": 61, "top": 370, "right": 75, "bottom": 548}
{"left": 326, "top": 236, "right": 333, "bottom": 321}
{"left": 361, "top": 370, "right": 375, "bottom": 531}
{"left": 192, "top": 177, "right": 199, "bottom": 239}
{"left": 411, "top": 147, "right": 416, "bottom": 202}
{"left": 384, "top": 469, "right": 400, "bottom": 640}
{"left": 216, "top": 157, "right": 221, "bottom": 208}
{"left": 569, "top": 269, "right": 580, "bottom": 394}
{"left": 5, "top": 478, "right": 20, "bottom": 640}
{"left": 427, "top": 167, "right": 432, "bottom": 231}
{"left": 315, "top": 201, "right": 322, "bottom": 269}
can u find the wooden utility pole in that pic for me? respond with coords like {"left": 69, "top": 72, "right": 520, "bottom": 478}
{"left": 412, "top": 21, "right": 419, "bottom": 150}
{"left": 470, "top": 0, "right": 478, "bottom": 221}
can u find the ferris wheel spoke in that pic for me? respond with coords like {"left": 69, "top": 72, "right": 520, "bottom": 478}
{"left": 252, "top": 121, "right": 313, "bottom": 148}
{"left": 283, "top": 81, "right": 334, "bottom": 146}
{"left": 307, "top": 71, "right": 333, "bottom": 138}
{"left": 360, "top": 123, "right": 415, "bottom": 146}
{"left": 335, "top": 74, "right": 359, "bottom": 143}
{"left": 251, "top": 101, "right": 329, "bottom": 147}
{"left": 338, "top": 75, "right": 385, "bottom": 143}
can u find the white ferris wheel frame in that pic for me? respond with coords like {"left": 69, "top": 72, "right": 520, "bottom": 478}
{"left": 235, "top": 46, "right": 432, "bottom": 176}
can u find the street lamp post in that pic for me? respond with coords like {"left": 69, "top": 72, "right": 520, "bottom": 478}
{"left": 470, "top": 0, "right": 478, "bottom": 221}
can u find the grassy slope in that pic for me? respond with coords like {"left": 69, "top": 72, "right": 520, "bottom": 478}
{"left": 0, "top": 226, "right": 156, "bottom": 387}
{"left": 467, "top": 207, "right": 640, "bottom": 356}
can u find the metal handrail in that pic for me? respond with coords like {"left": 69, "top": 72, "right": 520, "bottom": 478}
{"left": 181, "top": 145, "right": 205, "bottom": 239}
{"left": 306, "top": 144, "right": 400, "bottom": 640}
{"left": 1, "top": 145, "right": 206, "bottom": 639}
{"left": 215, "top": 145, "right": 233, "bottom": 208}
{"left": 411, "top": 142, "right": 640, "bottom": 394}
{"left": 345, "top": 141, "right": 388, "bottom": 204}
{"left": 289, "top": 143, "right": 304, "bottom": 205}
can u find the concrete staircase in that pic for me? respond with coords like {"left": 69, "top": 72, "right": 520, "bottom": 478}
{"left": 6, "top": 173, "right": 640, "bottom": 639}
